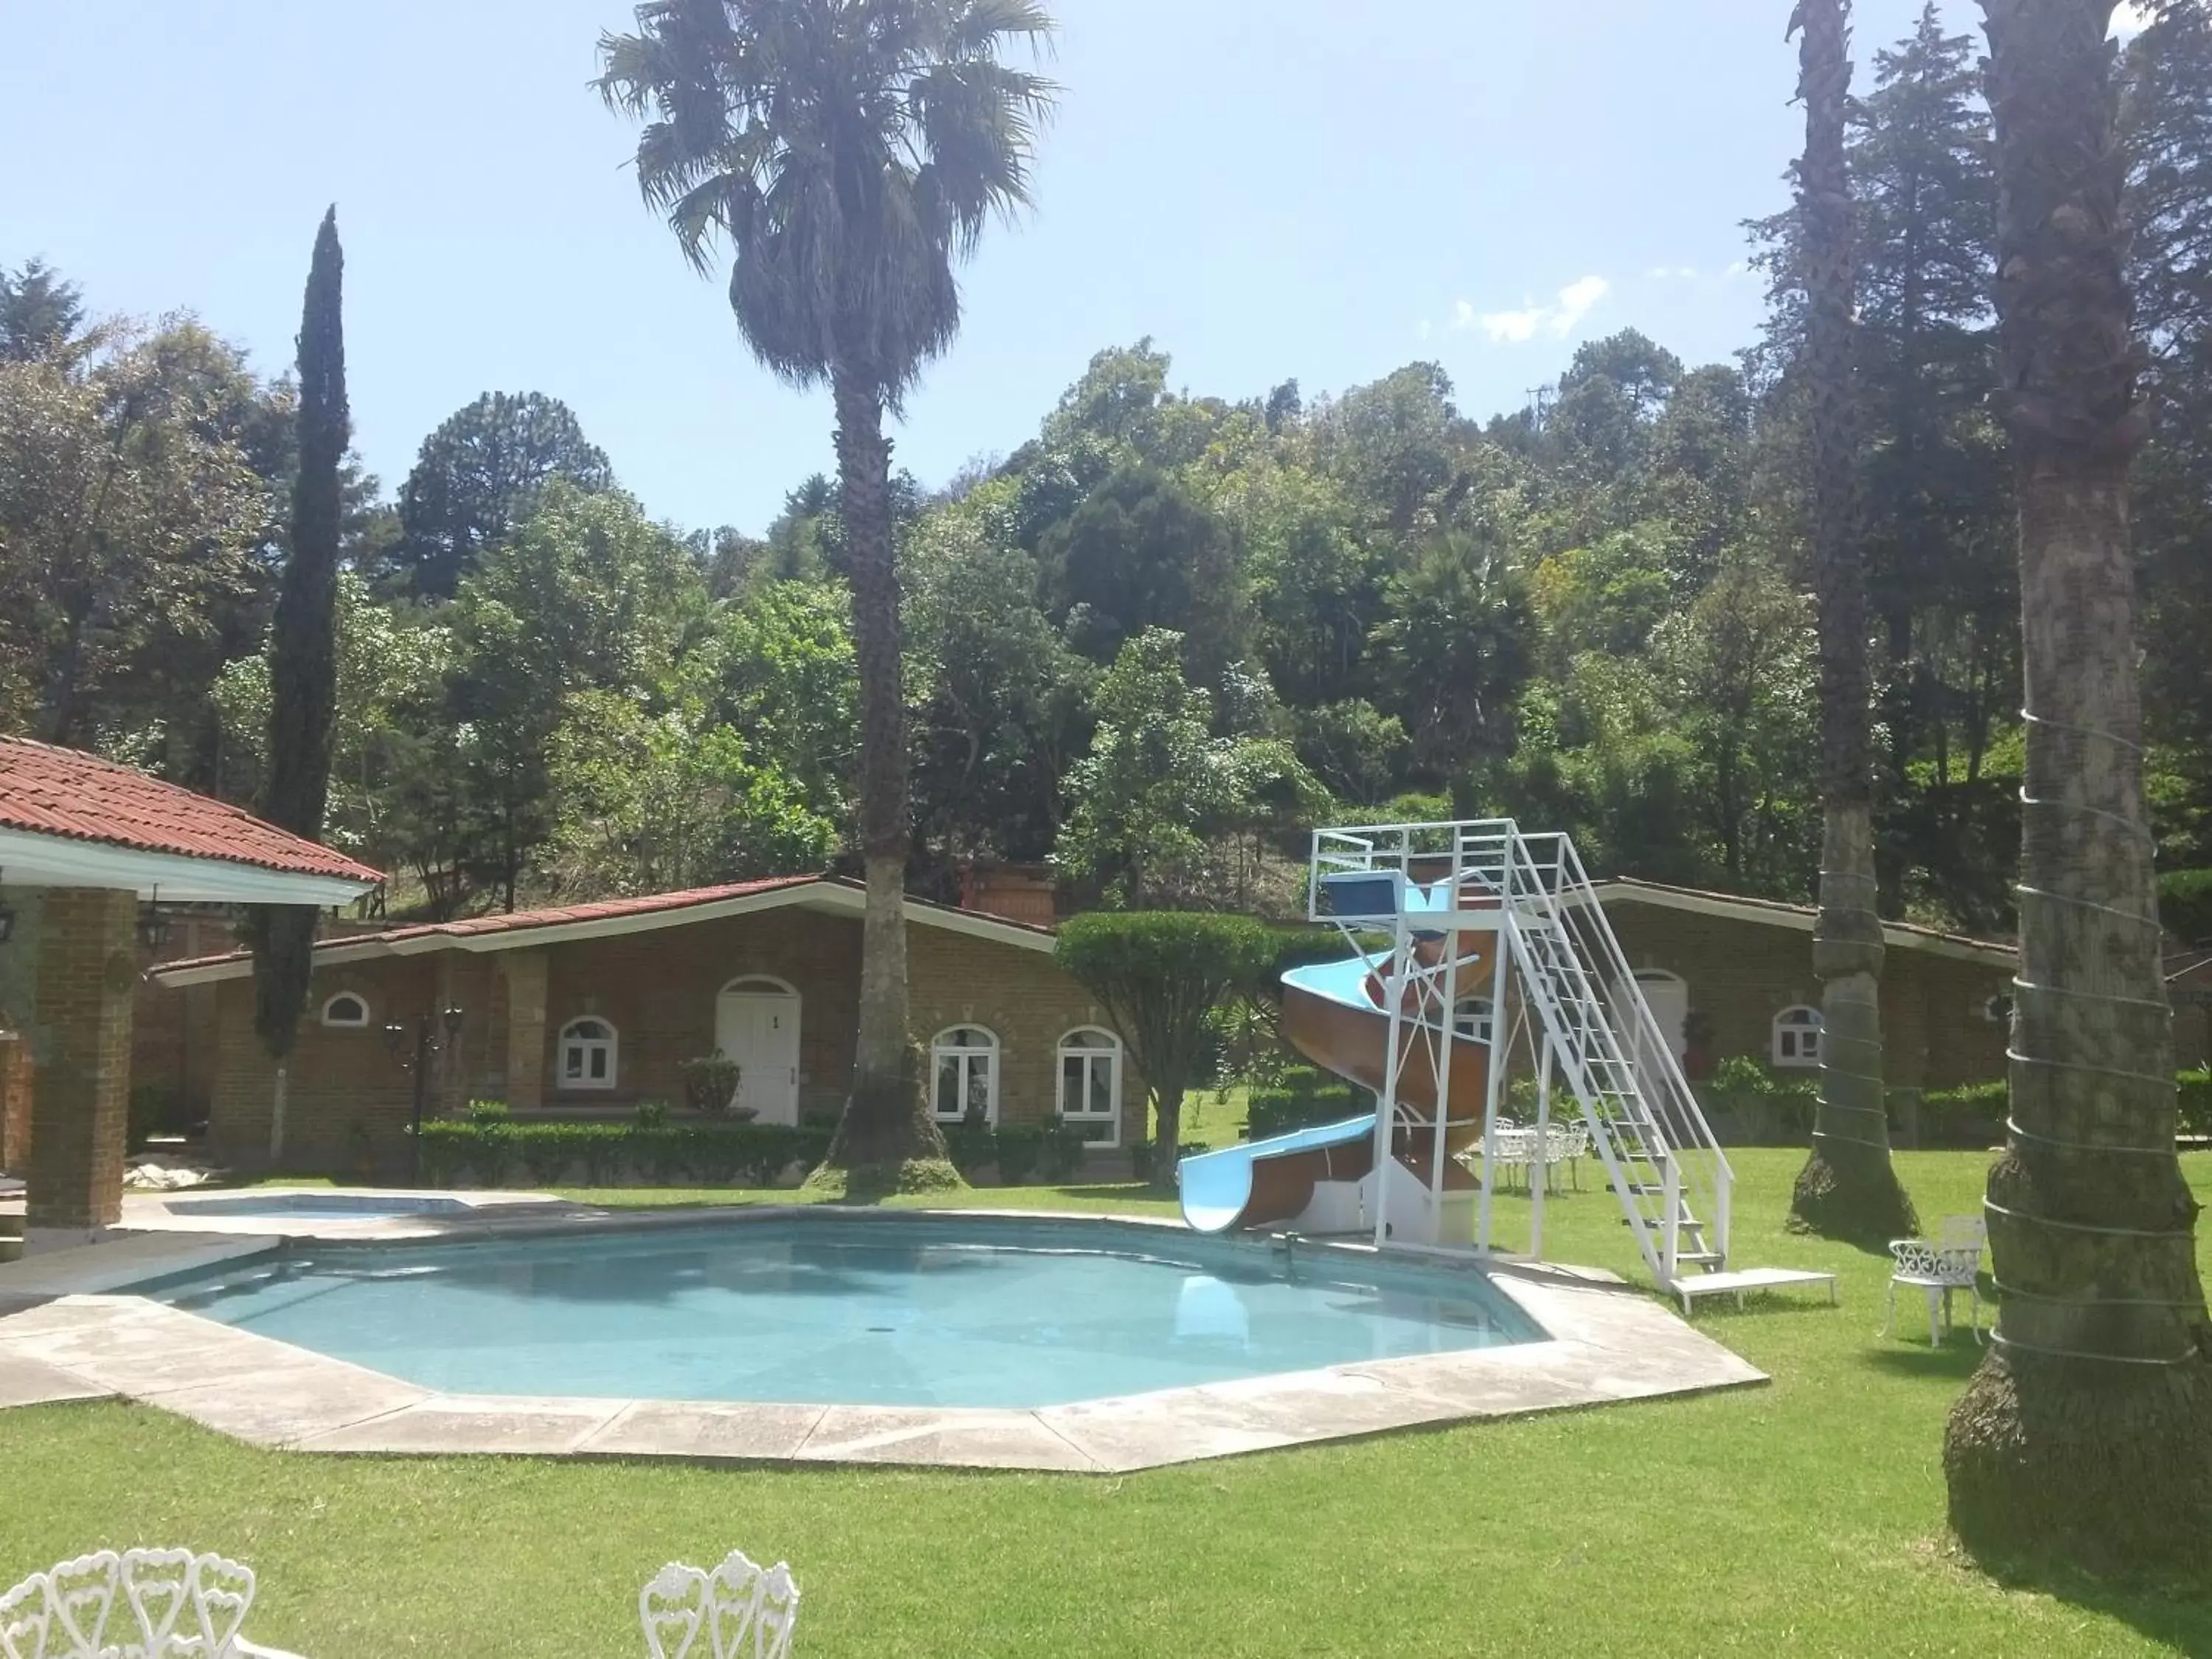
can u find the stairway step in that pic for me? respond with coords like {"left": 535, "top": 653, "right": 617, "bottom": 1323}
{"left": 0, "top": 1238, "right": 21, "bottom": 1264}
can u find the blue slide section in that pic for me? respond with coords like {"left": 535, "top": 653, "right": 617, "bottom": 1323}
{"left": 1178, "top": 1112, "right": 1377, "bottom": 1234}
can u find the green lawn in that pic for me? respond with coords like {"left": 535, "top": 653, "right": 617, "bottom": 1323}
{"left": 6, "top": 1150, "right": 2209, "bottom": 1656}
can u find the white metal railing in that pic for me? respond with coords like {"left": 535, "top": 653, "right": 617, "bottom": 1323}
{"left": 1308, "top": 818, "right": 1733, "bottom": 1281}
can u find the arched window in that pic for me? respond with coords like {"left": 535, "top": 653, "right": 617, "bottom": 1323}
{"left": 321, "top": 992, "right": 371, "bottom": 1029}
{"left": 1057, "top": 1028, "right": 1123, "bottom": 1147}
{"left": 1771, "top": 1006, "right": 1823, "bottom": 1068}
{"left": 559, "top": 1017, "right": 619, "bottom": 1091}
{"left": 931, "top": 1026, "right": 999, "bottom": 1124}
{"left": 1453, "top": 997, "right": 1495, "bottom": 1046}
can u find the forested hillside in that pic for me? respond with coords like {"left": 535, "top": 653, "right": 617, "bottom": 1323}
{"left": 4, "top": 5, "right": 2208, "bottom": 933}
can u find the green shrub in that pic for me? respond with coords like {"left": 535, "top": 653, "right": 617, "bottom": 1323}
{"left": 417, "top": 1121, "right": 829, "bottom": 1189}
{"left": 943, "top": 1110, "right": 998, "bottom": 1178}
{"left": 633, "top": 1099, "right": 672, "bottom": 1130}
{"left": 2178, "top": 1068, "right": 2212, "bottom": 1137}
{"left": 2159, "top": 868, "right": 2212, "bottom": 947}
{"left": 679, "top": 1053, "right": 743, "bottom": 1116}
{"left": 465, "top": 1098, "right": 510, "bottom": 1125}
{"left": 1246, "top": 1083, "right": 1361, "bottom": 1141}
{"left": 1040, "top": 1119, "right": 1091, "bottom": 1181}
{"left": 994, "top": 1124, "right": 1043, "bottom": 1184}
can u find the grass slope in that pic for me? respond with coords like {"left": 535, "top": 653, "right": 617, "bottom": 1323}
{"left": 3, "top": 1150, "right": 2208, "bottom": 1657}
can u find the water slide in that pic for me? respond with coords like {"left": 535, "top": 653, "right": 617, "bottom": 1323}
{"left": 1179, "top": 924, "right": 1499, "bottom": 1234}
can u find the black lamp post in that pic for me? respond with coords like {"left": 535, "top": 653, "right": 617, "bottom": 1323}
{"left": 0, "top": 866, "right": 15, "bottom": 945}
{"left": 387, "top": 1006, "right": 465, "bottom": 1187}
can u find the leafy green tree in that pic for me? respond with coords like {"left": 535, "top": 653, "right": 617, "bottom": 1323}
{"left": 544, "top": 691, "right": 835, "bottom": 894}
{"left": 905, "top": 498, "right": 1092, "bottom": 863}
{"left": 1787, "top": 0, "right": 1915, "bottom": 1243}
{"left": 708, "top": 578, "right": 860, "bottom": 828}
{"left": 599, "top": 0, "right": 1056, "bottom": 1184}
{"left": 445, "top": 484, "right": 704, "bottom": 910}
{"left": 248, "top": 209, "right": 349, "bottom": 1127}
{"left": 0, "top": 321, "right": 266, "bottom": 745}
{"left": 1041, "top": 462, "right": 1249, "bottom": 689}
{"left": 393, "top": 391, "right": 613, "bottom": 599}
{"left": 1054, "top": 911, "right": 1274, "bottom": 1181}
{"left": 1370, "top": 527, "right": 1532, "bottom": 784}
{"left": 1944, "top": 0, "right": 2212, "bottom": 1573}
{"left": 2127, "top": 0, "right": 2212, "bottom": 865}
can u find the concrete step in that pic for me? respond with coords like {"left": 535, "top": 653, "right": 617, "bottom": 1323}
{"left": 0, "top": 1238, "right": 21, "bottom": 1265}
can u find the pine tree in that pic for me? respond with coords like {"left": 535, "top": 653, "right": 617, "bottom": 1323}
{"left": 248, "top": 209, "right": 350, "bottom": 1094}
{"left": 2127, "top": 0, "right": 2212, "bottom": 862}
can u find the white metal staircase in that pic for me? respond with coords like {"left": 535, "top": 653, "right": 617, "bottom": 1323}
{"left": 1310, "top": 819, "right": 1733, "bottom": 1290}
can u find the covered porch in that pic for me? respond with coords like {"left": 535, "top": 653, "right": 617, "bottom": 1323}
{"left": 0, "top": 738, "right": 380, "bottom": 1253}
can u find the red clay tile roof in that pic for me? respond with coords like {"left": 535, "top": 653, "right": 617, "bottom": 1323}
{"left": 150, "top": 874, "right": 1061, "bottom": 981}
{"left": 330, "top": 875, "right": 823, "bottom": 947}
{"left": 0, "top": 737, "right": 383, "bottom": 886}
{"left": 1595, "top": 875, "right": 2013, "bottom": 959}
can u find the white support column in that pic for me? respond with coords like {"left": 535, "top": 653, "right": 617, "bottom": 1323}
{"left": 1475, "top": 922, "right": 1513, "bottom": 1256}
{"left": 1431, "top": 921, "right": 1458, "bottom": 1238}
{"left": 1531, "top": 1034, "right": 1553, "bottom": 1262}
{"left": 1374, "top": 913, "right": 1409, "bottom": 1248}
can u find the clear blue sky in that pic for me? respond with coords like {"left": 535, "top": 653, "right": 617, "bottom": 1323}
{"left": 0, "top": 1, "right": 2146, "bottom": 537}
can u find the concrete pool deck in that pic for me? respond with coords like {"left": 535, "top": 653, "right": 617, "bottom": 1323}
{"left": 0, "top": 1204, "right": 1768, "bottom": 1472}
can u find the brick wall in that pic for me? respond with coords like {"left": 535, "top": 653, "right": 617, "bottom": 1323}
{"left": 0, "top": 1034, "right": 30, "bottom": 1174}
{"left": 204, "top": 908, "right": 1142, "bottom": 1166}
{"left": 26, "top": 888, "right": 136, "bottom": 1232}
{"left": 1602, "top": 901, "right": 2008, "bottom": 1088}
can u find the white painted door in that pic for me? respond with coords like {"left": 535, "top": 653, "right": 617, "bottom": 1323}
{"left": 715, "top": 988, "right": 801, "bottom": 1125}
{"left": 1635, "top": 972, "right": 1691, "bottom": 1062}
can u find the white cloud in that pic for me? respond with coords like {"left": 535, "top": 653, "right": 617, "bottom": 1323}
{"left": 1465, "top": 274, "right": 1611, "bottom": 344}
{"left": 1724, "top": 260, "right": 1750, "bottom": 280}
{"left": 2112, "top": 2, "right": 2152, "bottom": 34}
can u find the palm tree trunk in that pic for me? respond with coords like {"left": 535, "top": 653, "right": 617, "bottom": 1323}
{"left": 1944, "top": 0, "right": 2212, "bottom": 1571}
{"left": 1790, "top": 0, "right": 1918, "bottom": 1242}
{"left": 821, "top": 367, "right": 950, "bottom": 1179}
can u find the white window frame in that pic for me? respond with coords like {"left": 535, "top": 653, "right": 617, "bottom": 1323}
{"left": 1057, "top": 1027, "right": 1123, "bottom": 1148}
{"left": 931, "top": 1026, "right": 1000, "bottom": 1125}
{"left": 1453, "top": 996, "right": 1495, "bottom": 1046}
{"left": 320, "top": 991, "right": 372, "bottom": 1030}
{"left": 1771, "top": 1005, "right": 1824, "bottom": 1068}
{"left": 558, "top": 1017, "right": 620, "bottom": 1092}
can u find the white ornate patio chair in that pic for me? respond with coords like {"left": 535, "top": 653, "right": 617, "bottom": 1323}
{"left": 1886, "top": 1215, "right": 1986, "bottom": 1346}
{"left": 641, "top": 1550, "right": 800, "bottom": 1659}
{"left": 1, "top": 1548, "right": 303, "bottom": 1658}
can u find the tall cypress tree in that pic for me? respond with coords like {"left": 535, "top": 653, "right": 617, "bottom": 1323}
{"left": 249, "top": 209, "right": 349, "bottom": 1090}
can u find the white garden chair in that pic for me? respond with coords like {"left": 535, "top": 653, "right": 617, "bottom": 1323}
{"left": 1, "top": 1548, "right": 302, "bottom": 1658}
{"left": 641, "top": 1550, "right": 800, "bottom": 1659}
{"left": 1886, "top": 1215, "right": 1986, "bottom": 1346}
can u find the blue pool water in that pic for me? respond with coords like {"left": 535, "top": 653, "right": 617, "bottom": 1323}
{"left": 149, "top": 1219, "right": 1540, "bottom": 1408}
{"left": 164, "top": 1193, "right": 472, "bottom": 1220}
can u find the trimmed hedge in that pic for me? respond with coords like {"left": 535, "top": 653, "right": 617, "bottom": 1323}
{"left": 418, "top": 1120, "right": 831, "bottom": 1189}
{"left": 1246, "top": 1062, "right": 1364, "bottom": 1140}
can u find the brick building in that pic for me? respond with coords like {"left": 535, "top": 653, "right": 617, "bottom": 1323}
{"left": 1591, "top": 878, "right": 2013, "bottom": 1091}
{"left": 0, "top": 737, "right": 380, "bottom": 1249}
{"left": 150, "top": 876, "right": 1144, "bottom": 1173}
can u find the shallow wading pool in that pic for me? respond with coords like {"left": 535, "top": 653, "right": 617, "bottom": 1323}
{"left": 161, "top": 1192, "right": 474, "bottom": 1222}
{"left": 146, "top": 1217, "right": 1543, "bottom": 1409}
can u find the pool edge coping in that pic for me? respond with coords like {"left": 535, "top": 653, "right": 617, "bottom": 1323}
{"left": 0, "top": 1212, "right": 1770, "bottom": 1473}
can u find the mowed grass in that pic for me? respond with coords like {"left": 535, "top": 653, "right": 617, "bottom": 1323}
{"left": 4, "top": 1150, "right": 2209, "bottom": 1657}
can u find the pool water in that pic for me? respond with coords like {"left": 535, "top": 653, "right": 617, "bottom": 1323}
{"left": 164, "top": 1193, "right": 472, "bottom": 1221}
{"left": 150, "top": 1219, "right": 1541, "bottom": 1408}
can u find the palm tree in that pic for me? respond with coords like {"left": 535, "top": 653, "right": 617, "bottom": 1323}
{"left": 598, "top": 0, "right": 1055, "bottom": 1181}
{"left": 1787, "top": 0, "right": 1918, "bottom": 1242}
{"left": 1944, "top": 0, "right": 2212, "bottom": 1570}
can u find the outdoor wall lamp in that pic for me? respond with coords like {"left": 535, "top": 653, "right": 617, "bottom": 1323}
{"left": 0, "top": 869, "right": 14, "bottom": 946}
{"left": 136, "top": 886, "right": 172, "bottom": 952}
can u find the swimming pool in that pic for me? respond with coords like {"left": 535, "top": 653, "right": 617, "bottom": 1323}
{"left": 150, "top": 1217, "right": 1542, "bottom": 1408}
{"left": 162, "top": 1192, "right": 474, "bottom": 1221}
